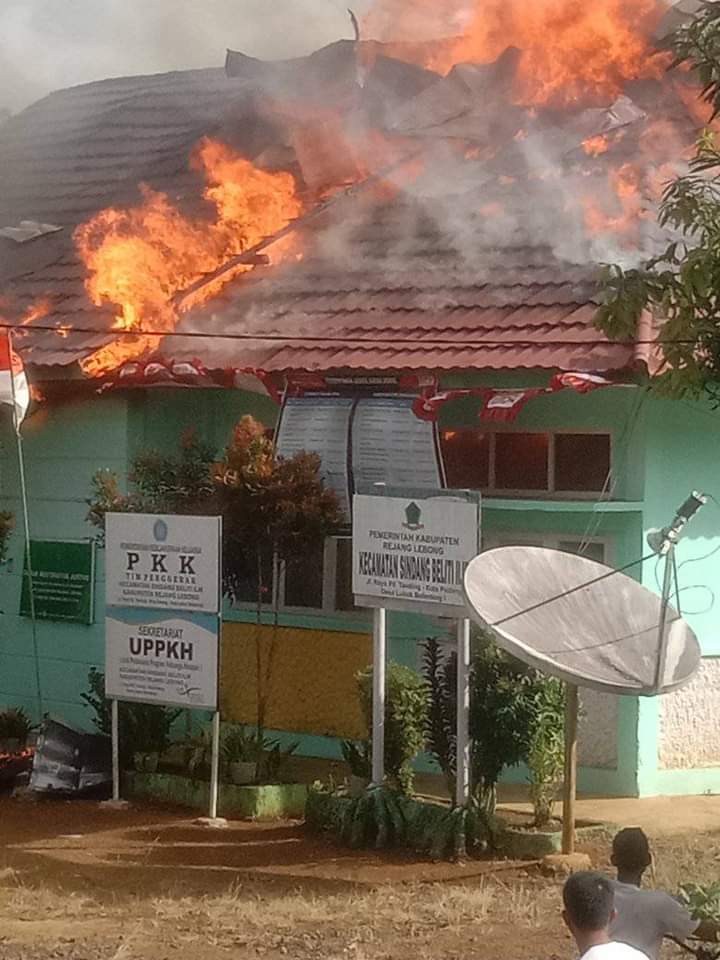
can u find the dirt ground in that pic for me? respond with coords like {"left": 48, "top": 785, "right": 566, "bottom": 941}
{"left": 1, "top": 792, "right": 717, "bottom": 960}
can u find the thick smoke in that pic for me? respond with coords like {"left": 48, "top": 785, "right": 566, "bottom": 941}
{"left": 0, "top": 0, "right": 356, "bottom": 113}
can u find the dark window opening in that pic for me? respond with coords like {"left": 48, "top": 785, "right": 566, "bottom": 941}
{"left": 495, "top": 432, "right": 549, "bottom": 490}
{"left": 440, "top": 429, "right": 490, "bottom": 488}
{"left": 555, "top": 433, "right": 611, "bottom": 492}
{"left": 284, "top": 544, "right": 324, "bottom": 609}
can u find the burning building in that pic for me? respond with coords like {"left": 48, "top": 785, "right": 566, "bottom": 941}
{"left": 0, "top": 0, "right": 718, "bottom": 797}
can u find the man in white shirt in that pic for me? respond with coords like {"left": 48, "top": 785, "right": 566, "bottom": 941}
{"left": 609, "top": 827, "right": 720, "bottom": 959}
{"left": 563, "top": 870, "right": 650, "bottom": 958}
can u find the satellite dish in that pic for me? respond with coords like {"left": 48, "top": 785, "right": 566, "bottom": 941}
{"left": 463, "top": 546, "right": 701, "bottom": 696}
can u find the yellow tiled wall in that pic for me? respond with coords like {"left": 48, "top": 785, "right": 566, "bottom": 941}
{"left": 221, "top": 622, "right": 371, "bottom": 739}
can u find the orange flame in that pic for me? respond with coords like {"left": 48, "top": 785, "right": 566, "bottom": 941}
{"left": 582, "top": 135, "right": 610, "bottom": 157}
{"left": 581, "top": 163, "right": 648, "bottom": 242}
{"left": 74, "top": 138, "right": 302, "bottom": 376}
{"left": 20, "top": 298, "right": 52, "bottom": 326}
{"left": 364, "top": 0, "right": 668, "bottom": 108}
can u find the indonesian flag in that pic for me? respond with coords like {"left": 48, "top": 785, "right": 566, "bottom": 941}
{"left": 0, "top": 332, "right": 29, "bottom": 427}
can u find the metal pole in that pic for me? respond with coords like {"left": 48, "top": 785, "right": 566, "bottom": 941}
{"left": 562, "top": 683, "right": 579, "bottom": 855}
{"left": 653, "top": 545, "right": 675, "bottom": 693}
{"left": 455, "top": 618, "right": 471, "bottom": 807}
{"left": 209, "top": 710, "right": 221, "bottom": 819}
{"left": 371, "top": 606, "right": 386, "bottom": 786}
{"left": 111, "top": 698, "right": 120, "bottom": 803}
{"left": 8, "top": 330, "right": 43, "bottom": 716}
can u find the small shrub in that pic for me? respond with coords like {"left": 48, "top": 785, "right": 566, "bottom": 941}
{"left": 423, "top": 631, "right": 547, "bottom": 816}
{"left": 357, "top": 662, "right": 429, "bottom": 795}
{"left": 222, "top": 726, "right": 261, "bottom": 764}
{"left": 341, "top": 739, "right": 372, "bottom": 780}
{"left": 679, "top": 882, "right": 720, "bottom": 923}
{"left": 81, "top": 667, "right": 181, "bottom": 768}
{"left": 423, "top": 637, "right": 457, "bottom": 800}
{"left": 0, "top": 707, "right": 34, "bottom": 746}
{"left": 527, "top": 678, "right": 566, "bottom": 827}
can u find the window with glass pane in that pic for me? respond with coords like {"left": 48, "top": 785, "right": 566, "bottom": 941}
{"left": 440, "top": 429, "right": 490, "bottom": 489}
{"left": 554, "top": 433, "right": 610, "bottom": 492}
{"left": 230, "top": 552, "right": 274, "bottom": 605}
{"left": 495, "top": 432, "right": 549, "bottom": 490}
{"left": 558, "top": 540, "right": 606, "bottom": 563}
{"left": 283, "top": 544, "right": 324, "bottom": 608}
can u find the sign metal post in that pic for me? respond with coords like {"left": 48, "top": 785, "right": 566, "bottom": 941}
{"left": 371, "top": 607, "right": 387, "bottom": 785}
{"left": 455, "top": 617, "right": 471, "bottom": 807}
{"left": 103, "top": 513, "right": 222, "bottom": 820}
{"left": 353, "top": 487, "right": 480, "bottom": 803}
{"left": 111, "top": 698, "right": 120, "bottom": 804}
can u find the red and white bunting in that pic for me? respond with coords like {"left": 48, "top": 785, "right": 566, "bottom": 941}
{"left": 480, "top": 388, "right": 543, "bottom": 422}
{"left": 550, "top": 371, "right": 616, "bottom": 394}
{"left": 411, "top": 373, "right": 633, "bottom": 422}
{"left": 0, "top": 332, "right": 29, "bottom": 426}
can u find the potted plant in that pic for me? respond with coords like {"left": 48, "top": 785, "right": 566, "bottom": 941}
{"left": 0, "top": 707, "right": 34, "bottom": 755}
{"left": 133, "top": 751, "right": 160, "bottom": 773}
{"left": 222, "top": 726, "right": 260, "bottom": 785}
{"left": 341, "top": 739, "right": 372, "bottom": 797}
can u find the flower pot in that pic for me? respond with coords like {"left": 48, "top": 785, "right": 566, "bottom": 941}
{"left": 229, "top": 761, "right": 257, "bottom": 785}
{"left": 349, "top": 775, "right": 369, "bottom": 798}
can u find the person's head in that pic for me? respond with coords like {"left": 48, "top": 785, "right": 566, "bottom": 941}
{"left": 562, "top": 871, "right": 616, "bottom": 950}
{"left": 611, "top": 827, "right": 651, "bottom": 882}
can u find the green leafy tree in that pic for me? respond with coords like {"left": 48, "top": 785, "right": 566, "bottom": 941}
{"left": 87, "top": 428, "right": 217, "bottom": 538}
{"left": 597, "top": 4, "right": 720, "bottom": 399}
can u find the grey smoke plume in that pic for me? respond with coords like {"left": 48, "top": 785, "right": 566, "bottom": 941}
{"left": 0, "top": 0, "right": 364, "bottom": 112}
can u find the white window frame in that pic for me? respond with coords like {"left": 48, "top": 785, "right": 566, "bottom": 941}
{"left": 440, "top": 426, "right": 613, "bottom": 500}
{"left": 482, "top": 530, "right": 614, "bottom": 566}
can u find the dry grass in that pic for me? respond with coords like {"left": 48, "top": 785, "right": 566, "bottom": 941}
{"left": 148, "top": 875, "right": 553, "bottom": 945}
{"left": 652, "top": 833, "right": 720, "bottom": 892}
{"left": 0, "top": 882, "right": 93, "bottom": 921}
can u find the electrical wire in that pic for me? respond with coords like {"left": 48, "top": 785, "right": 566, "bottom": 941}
{"left": 491, "top": 550, "right": 656, "bottom": 628}
{"left": 6, "top": 319, "right": 720, "bottom": 348}
{"left": 576, "top": 386, "right": 649, "bottom": 556}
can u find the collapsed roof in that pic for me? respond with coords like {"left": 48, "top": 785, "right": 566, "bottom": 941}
{"left": 0, "top": 29, "right": 704, "bottom": 378}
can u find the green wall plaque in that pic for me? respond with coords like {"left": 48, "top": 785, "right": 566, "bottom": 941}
{"left": 21, "top": 539, "right": 95, "bottom": 625}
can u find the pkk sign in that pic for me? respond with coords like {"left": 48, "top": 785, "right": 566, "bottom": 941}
{"left": 21, "top": 539, "right": 95, "bottom": 624}
{"left": 353, "top": 493, "right": 481, "bottom": 615}
{"left": 105, "top": 609, "right": 218, "bottom": 710}
{"left": 105, "top": 513, "right": 221, "bottom": 614}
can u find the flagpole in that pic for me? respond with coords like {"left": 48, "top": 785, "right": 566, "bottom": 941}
{"left": 8, "top": 330, "right": 43, "bottom": 717}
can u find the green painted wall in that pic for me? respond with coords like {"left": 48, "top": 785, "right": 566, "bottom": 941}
{"left": 1, "top": 383, "right": 715, "bottom": 798}
{"left": 636, "top": 396, "right": 720, "bottom": 797}
{"left": 0, "top": 395, "right": 129, "bottom": 725}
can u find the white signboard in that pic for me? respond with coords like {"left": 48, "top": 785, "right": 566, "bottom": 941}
{"left": 105, "top": 610, "right": 218, "bottom": 710}
{"left": 352, "top": 397, "right": 443, "bottom": 490}
{"left": 353, "top": 492, "right": 481, "bottom": 616}
{"left": 105, "top": 513, "right": 221, "bottom": 613}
